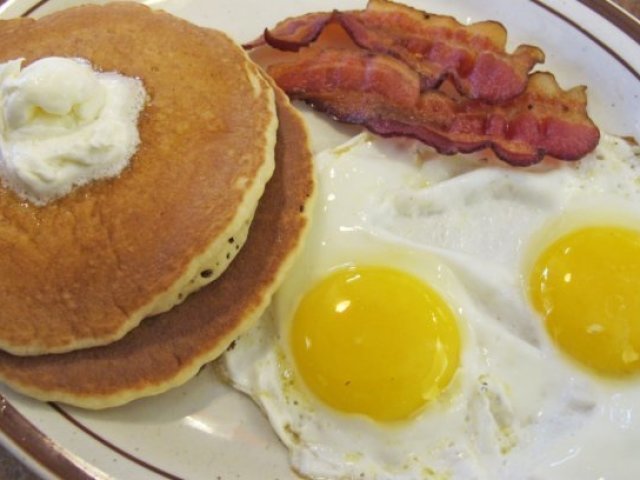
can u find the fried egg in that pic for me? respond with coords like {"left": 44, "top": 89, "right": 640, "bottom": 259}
{"left": 221, "top": 132, "right": 640, "bottom": 479}
{"left": 525, "top": 219, "right": 640, "bottom": 377}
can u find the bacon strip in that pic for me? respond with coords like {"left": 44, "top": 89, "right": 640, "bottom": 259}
{"left": 339, "top": 0, "right": 545, "bottom": 102}
{"left": 244, "top": 12, "right": 331, "bottom": 50}
{"left": 244, "top": 12, "right": 334, "bottom": 51}
{"left": 246, "top": 0, "right": 544, "bottom": 103}
{"left": 268, "top": 49, "right": 600, "bottom": 166}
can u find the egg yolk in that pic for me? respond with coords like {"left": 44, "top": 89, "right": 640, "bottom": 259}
{"left": 290, "top": 265, "right": 460, "bottom": 422}
{"left": 529, "top": 226, "right": 640, "bottom": 376}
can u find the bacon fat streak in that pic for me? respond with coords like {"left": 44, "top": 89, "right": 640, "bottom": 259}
{"left": 248, "top": 0, "right": 600, "bottom": 165}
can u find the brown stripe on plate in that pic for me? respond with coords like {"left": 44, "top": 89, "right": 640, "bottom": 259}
{"left": 578, "top": 0, "right": 640, "bottom": 43}
{"left": 20, "top": 0, "right": 51, "bottom": 17}
{"left": 0, "top": 0, "right": 53, "bottom": 16}
{"left": 0, "top": 393, "right": 96, "bottom": 479}
{"left": 0, "top": 1, "right": 638, "bottom": 480}
{"left": 50, "top": 404, "right": 183, "bottom": 480}
{"left": 531, "top": 0, "right": 640, "bottom": 80}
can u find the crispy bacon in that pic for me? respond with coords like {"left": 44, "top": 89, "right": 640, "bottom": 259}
{"left": 244, "top": 11, "right": 331, "bottom": 50}
{"left": 268, "top": 49, "right": 600, "bottom": 166}
{"left": 244, "top": 12, "right": 334, "bottom": 51}
{"left": 246, "top": 0, "right": 544, "bottom": 103}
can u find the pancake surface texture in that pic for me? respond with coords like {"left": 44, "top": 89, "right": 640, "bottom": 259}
{"left": 0, "top": 89, "right": 315, "bottom": 409}
{"left": 0, "top": 3, "right": 277, "bottom": 355}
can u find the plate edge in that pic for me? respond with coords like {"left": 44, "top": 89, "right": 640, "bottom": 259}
{"left": 0, "top": 0, "right": 638, "bottom": 479}
{"left": 0, "top": 395, "right": 99, "bottom": 480}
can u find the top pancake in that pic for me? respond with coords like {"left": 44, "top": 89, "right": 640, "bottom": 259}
{"left": 0, "top": 3, "right": 277, "bottom": 355}
{"left": 0, "top": 87, "right": 315, "bottom": 408}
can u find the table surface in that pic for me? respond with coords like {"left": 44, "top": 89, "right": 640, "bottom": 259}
{"left": 0, "top": 0, "right": 639, "bottom": 479}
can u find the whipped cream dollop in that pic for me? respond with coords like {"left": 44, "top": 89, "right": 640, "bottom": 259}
{"left": 0, "top": 57, "right": 146, "bottom": 205}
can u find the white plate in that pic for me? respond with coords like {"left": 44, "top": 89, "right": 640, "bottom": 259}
{"left": 0, "top": 0, "right": 638, "bottom": 479}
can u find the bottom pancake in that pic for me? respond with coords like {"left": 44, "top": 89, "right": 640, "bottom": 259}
{"left": 0, "top": 89, "right": 315, "bottom": 409}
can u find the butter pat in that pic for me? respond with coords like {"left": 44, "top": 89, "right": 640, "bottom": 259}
{"left": 0, "top": 57, "right": 146, "bottom": 205}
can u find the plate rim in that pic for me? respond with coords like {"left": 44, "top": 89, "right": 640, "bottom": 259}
{"left": 0, "top": 0, "right": 639, "bottom": 479}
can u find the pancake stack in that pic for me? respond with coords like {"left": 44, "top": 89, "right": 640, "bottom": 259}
{"left": 0, "top": 3, "right": 314, "bottom": 408}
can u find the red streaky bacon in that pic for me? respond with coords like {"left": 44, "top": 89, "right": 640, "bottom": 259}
{"left": 268, "top": 50, "right": 600, "bottom": 166}
{"left": 268, "top": 49, "right": 421, "bottom": 109}
{"left": 246, "top": 0, "right": 544, "bottom": 103}
{"left": 337, "top": 0, "right": 544, "bottom": 102}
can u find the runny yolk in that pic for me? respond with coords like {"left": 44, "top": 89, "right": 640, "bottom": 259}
{"left": 529, "top": 226, "right": 640, "bottom": 376}
{"left": 289, "top": 265, "right": 460, "bottom": 422}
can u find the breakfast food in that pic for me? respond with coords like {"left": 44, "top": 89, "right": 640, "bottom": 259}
{"left": 0, "top": 0, "right": 637, "bottom": 478}
{"left": 247, "top": 0, "right": 545, "bottom": 102}
{"left": 245, "top": 0, "right": 600, "bottom": 166}
{"left": 223, "top": 132, "right": 640, "bottom": 479}
{"left": 0, "top": 87, "right": 314, "bottom": 409}
{"left": 0, "top": 3, "right": 278, "bottom": 355}
{"left": 526, "top": 213, "right": 640, "bottom": 377}
{"left": 0, "top": 56, "right": 146, "bottom": 205}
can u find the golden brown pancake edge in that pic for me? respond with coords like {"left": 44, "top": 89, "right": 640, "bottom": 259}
{"left": 0, "top": 87, "right": 316, "bottom": 409}
{"left": 0, "top": 3, "right": 278, "bottom": 355}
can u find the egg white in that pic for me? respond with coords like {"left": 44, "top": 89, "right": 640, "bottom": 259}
{"left": 219, "top": 133, "right": 638, "bottom": 479}
{"left": 343, "top": 133, "right": 640, "bottom": 479}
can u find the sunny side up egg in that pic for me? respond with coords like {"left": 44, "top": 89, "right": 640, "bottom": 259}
{"left": 526, "top": 220, "right": 640, "bottom": 377}
{"left": 222, "top": 132, "right": 640, "bottom": 479}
